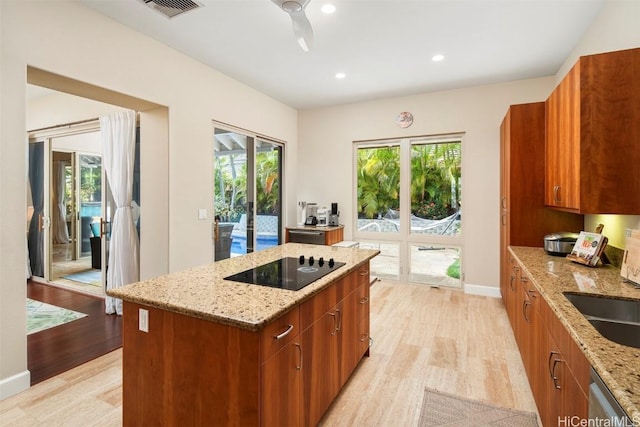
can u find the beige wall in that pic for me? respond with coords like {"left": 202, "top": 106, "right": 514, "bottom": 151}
{"left": 298, "top": 77, "right": 556, "bottom": 293}
{"left": 0, "top": 1, "right": 297, "bottom": 399}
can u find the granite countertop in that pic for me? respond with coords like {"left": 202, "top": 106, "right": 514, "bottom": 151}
{"left": 107, "top": 243, "right": 378, "bottom": 332}
{"left": 509, "top": 246, "right": 640, "bottom": 422}
{"left": 286, "top": 224, "right": 344, "bottom": 231}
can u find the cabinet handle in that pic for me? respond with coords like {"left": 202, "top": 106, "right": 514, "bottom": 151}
{"left": 360, "top": 333, "right": 369, "bottom": 342}
{"left": 501, "top": 196, "right": 507, "bottom": 209}
{"left": 501, "top": 212, "right": 507, "bottom": 226}
{"left": 329, "top": 311, "right": 338, "bottom": 335}
{"left": 510, "top": 275, "right": 516, "bottom": 291}
{"left": 360, "top": 296, "right": 369, "bottom": 304}
{"left": 359, "top": 270, "right": 369, "bottom": 276}
{"left": 294, "top": 343, "right": 302, "bottom": 370}
{"left": 289, "top": 230, "right": 322, "bottom": 236}
{"left": 548, "top": 351, "right": 563, "bottom": 389}
{"left": 274, "top": 324, "right": 294, "bottom": 340}
{"left": 527, "top": 289, "right": 537, "bottom": 299}
{"left": 553, "top": 185, "right": 561, "bottom": 204}
{"left": 336, "top": 308, "right": 342, "bottom": 333}
{"left": 522, "top": 300, "right": 532, "bottom": 323}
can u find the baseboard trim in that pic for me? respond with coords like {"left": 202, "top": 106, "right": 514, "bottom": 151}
{"left": 0, "top": 370, "right": 30, "bottom": 400}
{"left": 464, "top": 283, "right": 501, "bottom": 298}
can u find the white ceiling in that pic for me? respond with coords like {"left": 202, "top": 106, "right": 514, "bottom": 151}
{"left": 77, "top": 0, "right": 605, "bottom": 110}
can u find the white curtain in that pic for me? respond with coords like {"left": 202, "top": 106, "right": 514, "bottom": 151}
{"left": 52, "top": 161, "right": 70, "bottom": 244}
{"left": 100, "top": 110, "right": 139, "bottom": 315}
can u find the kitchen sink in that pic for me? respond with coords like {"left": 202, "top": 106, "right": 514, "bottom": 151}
{"left": 564, "top": 293, "right": 640, "bottom": 349}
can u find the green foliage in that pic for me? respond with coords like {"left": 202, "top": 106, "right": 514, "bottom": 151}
{"left": 356, "top": 141, "right": 461, "bottom": 220}
{"left": 214, "top": 148, "right": 281, "bottom": 219}
{"left": 446, "top": 259, "right": 460, "bottom": 279}
{"left": 357, "top": 146, "right": 400, "bottom": 218}
{"left": 256, "top": 150, "right": 280, "bottom": 215}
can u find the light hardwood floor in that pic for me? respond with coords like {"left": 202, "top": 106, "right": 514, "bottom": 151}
{"left": 1, "top": 280, "right": 538, "bottom": 426}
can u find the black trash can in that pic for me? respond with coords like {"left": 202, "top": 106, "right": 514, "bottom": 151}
{"left": 90, "top": 237, "right": 101, "bottom": 269}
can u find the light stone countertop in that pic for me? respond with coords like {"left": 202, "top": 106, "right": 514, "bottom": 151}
{"left": 509, "top": 246, "right": 640, "bottom": 423}
{"left": 107, "top": 243, "right": 379, "bottom": 332}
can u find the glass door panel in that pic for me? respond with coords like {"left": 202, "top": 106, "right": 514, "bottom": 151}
{"left": 255, "top": 140, "right": 282, "bottom": 251}
{"left": 355, "top": 143, "right": 401, "bottom": 235}
{"left": 359, "top": 241, "right": 400, "bottom": 281}
{"left": 409, "top": 140, "right": 461, "bottom": 237}
{"left": 214, "top": 127, "right": 284, "bottom": 259}
{"left": 77, "top": 154, "right": 102, "bottom": 260}
{"left": 214, "top": 128, "right": 248, "bottom": 258}
{"left": 409, "top": 245, "right": 461, "bottom": 288}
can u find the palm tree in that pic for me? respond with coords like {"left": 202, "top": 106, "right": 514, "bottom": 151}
{"left": 357, "top": 146, "right": 400, "bottom": 218}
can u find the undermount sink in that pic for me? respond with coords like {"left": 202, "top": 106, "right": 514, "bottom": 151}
{"left": 564, "top": 293, "right": 640, "bottom": 349}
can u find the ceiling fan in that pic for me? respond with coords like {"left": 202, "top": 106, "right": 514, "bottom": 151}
{"left": 271, "top": 0, "right": 315, "bottom": 52}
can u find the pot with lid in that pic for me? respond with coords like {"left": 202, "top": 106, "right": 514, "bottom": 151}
{"left": 544, "top": 232, "right": 579, "bottom": 256}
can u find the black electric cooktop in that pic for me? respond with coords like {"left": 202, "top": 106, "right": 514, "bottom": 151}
{"left": 223, "top": 256, "right": 345, "bottom": 291}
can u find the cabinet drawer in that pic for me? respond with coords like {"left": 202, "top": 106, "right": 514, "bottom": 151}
{"left": 287, "top": 229, "right": 325, "bottom": 245}
{"left": 260, "top": 307, "right": 300, "bottom": 361}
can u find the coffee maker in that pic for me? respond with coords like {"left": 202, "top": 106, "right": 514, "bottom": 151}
{"left": 317, "top": 207, "right": 329, "bottom": 227}
{"left": 328, "top": 203, "right": 340, "bottom": 226}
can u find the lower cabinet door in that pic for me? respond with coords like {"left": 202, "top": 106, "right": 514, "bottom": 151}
{"left": 302, "top": 311, "right": 340, "bottom": 426}
{"left": 261, "top": 342, "right": 302, "bottom": 426}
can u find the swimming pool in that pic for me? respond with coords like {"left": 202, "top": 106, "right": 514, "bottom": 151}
{"left": 230, "top": 234, "right": 279, "bottom": 255}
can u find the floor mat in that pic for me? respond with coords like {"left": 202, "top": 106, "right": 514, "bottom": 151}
{"left": 62, "top": 269, "right": 102, "bottom": 286}
{"left": 27, "top": 299, "right": 88, "bottom": 335}
{"left": 419, "top": 387, "right": 539, "bottom": 426}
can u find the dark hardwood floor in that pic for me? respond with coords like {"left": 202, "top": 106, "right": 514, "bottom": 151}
{"left": 27, "top": 280, "right": 122, "bottom": 385}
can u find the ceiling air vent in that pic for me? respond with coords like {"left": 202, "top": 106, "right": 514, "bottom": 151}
{"left": 140, "top": 0, "right": 202, "bottom": 19}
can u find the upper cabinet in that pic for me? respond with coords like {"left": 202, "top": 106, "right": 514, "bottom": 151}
{"left": 545, "top": 48, "right": 640, "bottom": 214}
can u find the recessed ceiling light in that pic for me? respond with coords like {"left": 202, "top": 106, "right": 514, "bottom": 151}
{"left": 335, "top": 72, "right": 346, "bottom": 79}
{"left": 321, "top": 4, "right": 336, "bottom": 14}
{"left": 432, "top": 54, "right": 445, "bottom": 62}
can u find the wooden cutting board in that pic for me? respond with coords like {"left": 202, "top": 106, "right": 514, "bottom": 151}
{"left": 621, "top": 229, "right": 640, "bottom": 285}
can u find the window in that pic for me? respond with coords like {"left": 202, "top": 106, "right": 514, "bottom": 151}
{"left": 354, "top": 135, "right": 463, "bottom": 287}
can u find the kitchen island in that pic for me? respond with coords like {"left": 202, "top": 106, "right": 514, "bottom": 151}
{"left": 509, "top": 246, "right": 640, "bottom": 424}
{"left": 108, "top": 243, "right": 379, "bottom": 426}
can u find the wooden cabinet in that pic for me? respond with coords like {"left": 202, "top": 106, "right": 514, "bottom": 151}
{"left": 286, "top": 226, "right": 344, "bottom": 245}
{"left": 500, "top": 103, "right": 583, "bottom": 302}
{"left": 538, "top": 295, "right": 589, "bottom": 427}
{"left": 262, "top": 342, "right": 302, "bottom": 426}
{"left": 505, "top": 256, "right": 589, "bottom": 426}
{"left": 545, "top": 48, "right": 640, "bottom": 214}
{"left": 300, "top": 262, "right": 371, "bottom": 426}
{"left": 121, "top": 263, "right": 371, "bottom": 426}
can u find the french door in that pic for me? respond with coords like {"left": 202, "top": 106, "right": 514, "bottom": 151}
{"left": 213, "top": 125, "right": 284, "bottom": 259}
{"left": 27, "top": 129, "right": 110, "bottom": 295}
{"left": 353, "top": 135, "right": 463, "bottom": 287}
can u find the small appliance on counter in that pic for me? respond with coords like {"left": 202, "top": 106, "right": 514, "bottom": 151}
{"left": 305, "top": 203, "right": 318, "bottom": 225}
{"left": 317, "top": 206, "right": 329, "bottom": 226}
{"left": 328, "top": 202, "right": 340, "bottom": 226}
{"left": 298, "top": 201, "right": 307, "bottom": 225}
{"left": 544, "top": 232, "right": 579, "bottom": 256}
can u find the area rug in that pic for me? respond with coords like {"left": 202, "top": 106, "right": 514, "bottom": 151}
{"left": 419, "top": 387, "right": 539, "bottom": 426}
{"left": 27, "top": 298, "right": 87, "bottom": 335}
{"left": 62, "top": 269, "right": 101, "bottom": 287}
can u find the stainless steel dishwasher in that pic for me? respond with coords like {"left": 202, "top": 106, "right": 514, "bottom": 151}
{"left": 589, "top": 368, "right": 634, "bottom": 426}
